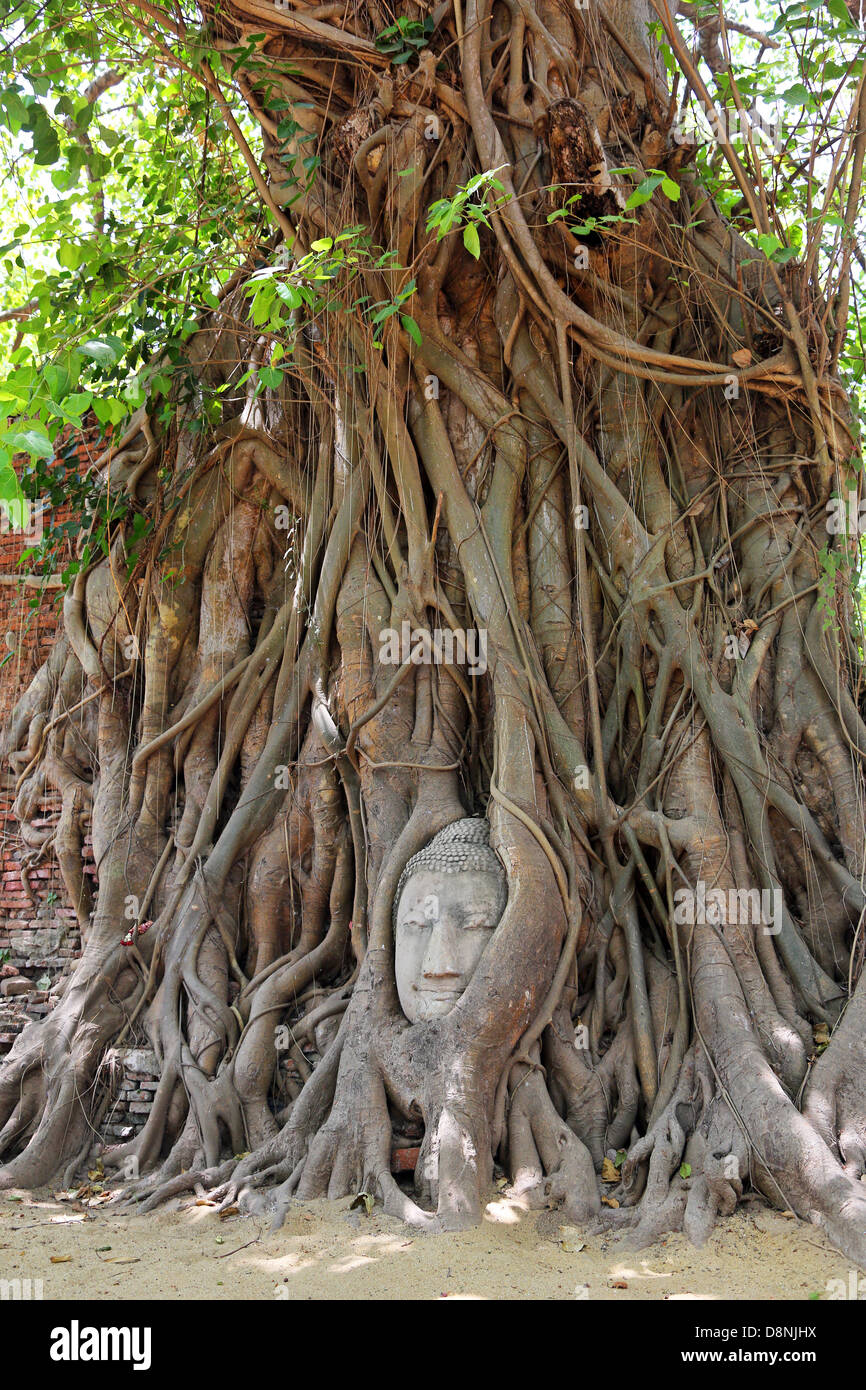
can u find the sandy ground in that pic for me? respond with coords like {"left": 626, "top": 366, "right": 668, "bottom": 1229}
{"left": 0, "top": 1186, "right": 853, "bottom": 1300}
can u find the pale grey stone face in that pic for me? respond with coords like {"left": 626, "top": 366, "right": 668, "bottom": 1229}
{"left": 394, "top": 867, "right": 504, "bottom": 1022}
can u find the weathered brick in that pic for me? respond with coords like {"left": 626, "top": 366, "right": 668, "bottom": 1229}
{"left": 0, "top": 424, "right": 102, "bottom": 1066}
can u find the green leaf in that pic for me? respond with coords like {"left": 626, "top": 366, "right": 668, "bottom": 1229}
{"left": 58, "top": 240, "right": 82, "bottom": 270}
{"left": 275, "top": 282, "right": 303, "bottom": 310}
{"left": 401, "top": 314, "right": 422, "bottom": 347}
{"left": 756, "top": 232, "right": 785, "bottom": 261}
{"left": 258, "top": 365, "right": 284, "bottom": 389}
{"left": 3, "top": 428, "right": 53, "bottom": 460}
{"left": 44, "top": 364, "right": 71, "bottom": 399}
{"left": 0, "top": 466, "right": 22, "bottom": 502}
{"left": 827, "top": 0, "right": 852, "bottom": 23}
{"left": 679, "top": 1162, "right": 692, "bottom": 1179}
{"left": 79, "top": 339, "right": 118, "bottom": 367}
{"left": 625, "top": 173, "right": 665, "bottom": 210}
{"left": 370, "top": 302, "right": 398, "bottom": 326}
{"left": 463, "top": 222, "right": 481, "bottom": 258}
{"left": 62, "top": 391, "right": 93, "bottom": 419}
{"left": 92, "top": 397, "right": 127, "bottom": 425}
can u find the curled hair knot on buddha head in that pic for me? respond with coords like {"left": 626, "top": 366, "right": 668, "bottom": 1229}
{"left": 393, "top": 817, "right": 507, "bottom": 926}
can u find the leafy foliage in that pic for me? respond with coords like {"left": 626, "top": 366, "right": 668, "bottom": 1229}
{"left": 242, "top": 232, "right": 420, "bottom": 358}
{"left": 374, "top": 15, "right": 435, "bottom": 65}
{"left": 0, "top": 0, "right": 864, "bottom": 599}
{"left": 0, "top": 0, "right": 270, "bottom": 567}
{"left": 425, "top": 168, "right": 507, "bottom": 258}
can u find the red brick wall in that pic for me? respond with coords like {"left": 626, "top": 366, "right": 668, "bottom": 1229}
{"left": 0, "top": 424, "right": 104, "bottom": 720}
{"left": 0, "top": 530, "right": 64, "bottom": 729}
{"left": 0, "top": 426, "right": 102, "bottom": 1050}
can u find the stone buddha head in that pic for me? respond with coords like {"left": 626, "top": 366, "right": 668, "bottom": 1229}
{"left": 393, "top": 817, "right": 508, "bottom": 1023}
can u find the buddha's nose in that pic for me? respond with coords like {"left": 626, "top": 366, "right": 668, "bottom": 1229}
{"left": 422, "top": 921, "right": 461, "bottom": 979}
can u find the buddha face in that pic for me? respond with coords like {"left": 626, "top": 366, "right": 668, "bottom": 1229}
{"left": 394, "top": 867, "right": 505, "bottom": 1023}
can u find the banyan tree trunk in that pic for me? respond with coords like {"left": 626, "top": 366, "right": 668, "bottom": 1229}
{"left": 2, "top": 0, "right": 866, "bottom": 1263}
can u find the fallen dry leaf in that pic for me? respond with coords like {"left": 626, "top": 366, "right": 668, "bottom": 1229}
{"left": 85, "top": 1191, "right": 113, "bottom": 1208}
{"left": 601, "top": 1158, "right": 620, "bottom": 1183}
{"left": 49, "top": 1255, "right": 73, "bottom": 1264}
{"left": 731, "top": 348, "right": 752, "bottom": 367}
{"left": 601, "top": 1196, "right": 620, "bottom": 1208}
